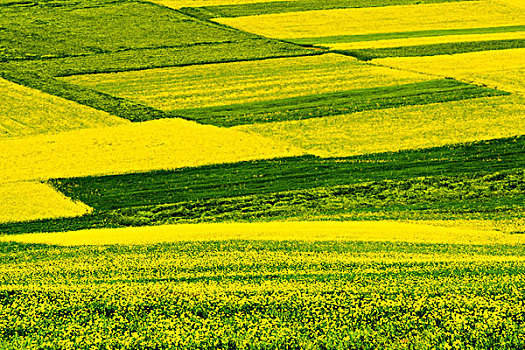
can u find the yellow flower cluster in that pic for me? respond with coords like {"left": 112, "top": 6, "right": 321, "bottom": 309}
{"left": 235, "top": 95, "right": 525, "bottom": 157}
{"left": 375, "top": 48, "right": 525, "bottom": 95}
{"left": 0, "top": 118, "right": 303, "bottom": 183}
{"left": 0, "top": 181, "right": 91, "bottom": 223}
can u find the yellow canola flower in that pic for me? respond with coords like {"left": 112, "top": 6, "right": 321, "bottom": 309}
{"left": 61, "top": 54, "right": 431, "bottom": 111}
{"left": 0, "top": 118, "right": 304, "bottom": 183}
{"left": 215, "top": 1, "right": 525, "bottom": 39}
{"left": 0, "top": 78, "right": 127, "bottom": 138}
{"left": 374, "top": 48, "right": 525, "bottom": 95}
{"left": 152, "top": 0, "right": 294, "bottom": 8}
{"left": 2, "top": 220, "right": 524, "bottom": 246}
{"left": 233, "top": 95, "right": 525, "bottom": 157}
{"left": 328, "top": 31, "right": 525, "bottom": 50}
{"left": 0, "top": 181, "right": 91, "bottom": 223}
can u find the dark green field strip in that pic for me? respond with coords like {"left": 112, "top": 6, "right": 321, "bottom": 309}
{"left": 49, "top": 135, "right": 525, "bottom": 211}
{"left": 338, "top": 39, "right": 525, "bottom": 60}
{"left": 179, "top": 0, "right": 473, "bottom": 19}
{"left": 103, "top": 170, "right": 525, "bottom": 228}
{"left": 289, "top": 25, "right": 525, "bottom": 45}
{"left": 171, "top": 79, "right": 507, "bottom": 127}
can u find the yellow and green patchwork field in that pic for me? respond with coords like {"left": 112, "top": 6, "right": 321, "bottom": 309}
{"left": 215, "top": 1, "right": 525, "bottom": 39}
{"left": 1, "top": 0, "right": 525, "bottom": 348}
{"left": 60, "top": 54, "right": 431, "bottom": 111}
{"left": 0, "top": 78, "right": 126, "bottom": 138}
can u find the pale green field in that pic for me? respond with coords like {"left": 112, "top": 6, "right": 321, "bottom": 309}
{"left": 60, "top": 54, "right": 431, "bottom": 111}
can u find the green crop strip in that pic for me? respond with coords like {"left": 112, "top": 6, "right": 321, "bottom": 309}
{"left": 170, "top": 79, "right": 507, "bottom": 126}
{"left": 2, "top": 136, "right": 521, "bottom": 234}
{"left": 289, "top": 25, "right": 525, "bottom": 45}
{"left": 180, "top": 0, "right": 474, "bottom": 19}
{"left": 3, "top": 240, "right": 525, "bottom": 348}
{"left": 337, "top": 39, "right": 525, "bottom": 60}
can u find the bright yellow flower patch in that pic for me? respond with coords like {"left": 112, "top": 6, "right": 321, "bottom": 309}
{"left": 0, "top": 78, "right": 127, "bottom": 138}
{"left": 215, "top": 1, "right": 525, "bottom": 39}
{"left": 2, "top": 220, "right": 523, "bottom": 246}
{"left": 0, "top": 182, "right": 91, "bottom": 223}
{"left": 0, "top": 118, "right": 303, "bottom": 183}
{"left": 375, "top": 48, "right": 525, "bottom": 95}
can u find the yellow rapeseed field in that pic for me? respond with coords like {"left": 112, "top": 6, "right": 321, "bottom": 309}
{"left": 215, "top": 1, "right": 525, "bottom": 39}
{"left": 0, "top": 78, "right": 127, "bottom": 138}
{"left": 328, "top": 31, "right": 525, "bottom": 50}
{"left": 0, "top": 181, "right": 91, "bottom": 223}
{"left": 2, "top": 220, "right": 524, "bottom": 246}
{"left": 234, "top": 95, "right": 525, "bottom": 157}
{"left": 375, "top": 48, "right": 525, "bottom": 95}
{"left": 61, "top": 54, "right": 432, "bottom": 111}
{"left": 0, "top": 118, "right": 303, "bottom": 183}
{"left": 152, "top": 0, "right": 294, "bottom": 8}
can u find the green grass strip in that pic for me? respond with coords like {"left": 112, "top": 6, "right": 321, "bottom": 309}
{"left": 171, "top": 79, "right": 507, "bottom": 127}
{"left": 289, "top": 25, "right": 525, "bottom": 45}
{"left": 180, "top": 0, "right": 473, "bottom": 19}
{"left": 337, "top": 39, "right": 525, "bottom": 60}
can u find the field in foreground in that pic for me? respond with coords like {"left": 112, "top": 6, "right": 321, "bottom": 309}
{"left": 3, "top": 231, "right": 525, "bottom": 349}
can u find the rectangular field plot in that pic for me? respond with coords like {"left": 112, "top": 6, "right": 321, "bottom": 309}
{"left": 234, "top": 94, "right": 525, "bottom": 156}
{"left": 60, "top": 54, "right": 431, "bottom": 111}
{"left": 0, "top": 78, "right": 126, "bottom": 138}
{"left": 375, "top": 48, "right": 525, "bottom": 95}
{"left": 215, "top": 1, "right": 525, "bottom": 39}
{"left": 0, "top": 182, "right": 91, "bottom": 224}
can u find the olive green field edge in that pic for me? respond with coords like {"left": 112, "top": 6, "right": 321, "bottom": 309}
{"left": 179, "top": 0, "right": 474, "bottom": 20}
{"left": 289, "top": 25, "right": 525, "bottom": 45}
{"left": 334, "top": 39, "right": 525, "bottom": 60}
{"left": 170, "top": 79, "right": 508, "bottom": 127}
